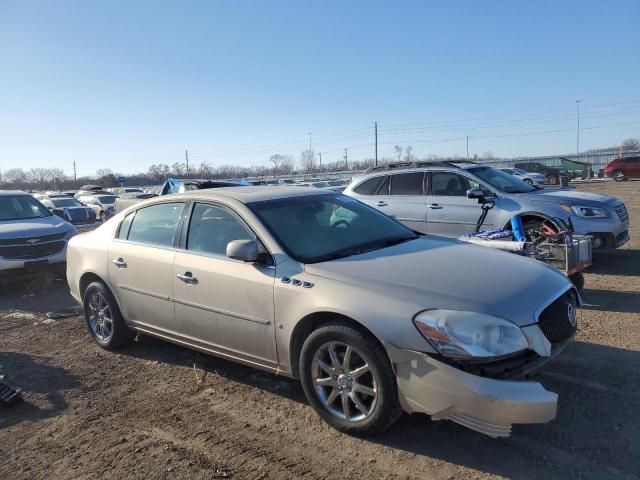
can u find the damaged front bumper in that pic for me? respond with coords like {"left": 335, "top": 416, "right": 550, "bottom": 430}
{"left": 388, "top": 344, "right": 559, "bottom": 438}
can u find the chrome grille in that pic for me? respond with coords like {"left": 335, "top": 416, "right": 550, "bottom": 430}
{"left": 0, "top": 240, "right": 66, "bottom": 260}
{"left": 615, "top": 204, "right": 628, "bottom": 223}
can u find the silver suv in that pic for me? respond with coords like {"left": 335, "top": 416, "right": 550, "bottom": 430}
{"left": 344, "top": 161, "right": 629, "bottom": 248}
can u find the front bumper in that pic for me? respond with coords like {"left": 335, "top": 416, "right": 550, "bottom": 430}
{"left": 570, "top": 215, "right": 629, "bottom": 249}
{"left": 72, "top": 221, "right": 102, "bottom": 232}
{"left": 388, "top": 345, "right": 558, "bottom": 438}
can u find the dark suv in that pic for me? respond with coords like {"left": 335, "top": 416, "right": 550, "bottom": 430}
{"left": 514, "top": 162, "right": 567, "bottom": 185}
{"left": 604, "top": 156, "right": 640, "bottom": 182}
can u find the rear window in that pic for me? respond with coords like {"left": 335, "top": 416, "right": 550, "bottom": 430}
{"left": 390, "top": 173, "right": 424, "bottom": 195}
{"left": 126, "top": 202, "right": 185, "bottom": 247}
{"left": 352, "top": 176, "right": 385, "bottom": 195}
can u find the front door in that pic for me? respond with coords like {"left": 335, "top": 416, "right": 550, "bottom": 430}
{"left": 107, "top": 202, "right": 186, "bottom": 336}
{"left": 425, "top": 171, "right": 498, "bottom": 237}
{"left": 173, "top": 202, "right": 277, "bottom": 367}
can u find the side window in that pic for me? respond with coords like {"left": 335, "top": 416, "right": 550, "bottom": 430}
{"left": 431, "top": 172, "right": 477, "bottom": 197}
{"left": 127, "top": 202, "right": 185, "bottom": 247}
{"left": 390, "top": 172, "right": 424, "bottom": 195}
{"left": 117, "top": 212, "right": 135, "bottom": 239}
{"left": 353, "top": 176, "right": 385, "bottom": 195}
{"left": 377, "top": 176, "right": 391, "bottom": 195}
{"left": 187, "top": 203, "right": 255, "bottom": 257}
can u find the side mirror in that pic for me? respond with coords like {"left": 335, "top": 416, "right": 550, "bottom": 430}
{"left": 226, "top": 239, "right": 259, "bottom": 263}
{"left": 466, "top": 188, "right": 486, "bottom": 201}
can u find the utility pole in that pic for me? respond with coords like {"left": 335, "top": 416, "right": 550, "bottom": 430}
{"left": 466, "top": 136, "right": 469, "bottom": 161}
{"left": 308, "top": 132, "right": 312, "bottom": 151}
{"left": 319, "top": 152, "right": 322, "bottom": 169}
{"left": 343, "top": 148, "right": 348, "bottom": 170}
{"left": 185, "top": 149, "right": 190, "bottom": 177}
{"left": 576, "top": 100, "right": 581, "bottom": 156}
{"left": 73, "top": 161, "right": 77, "bottom": 186}
{"left": 374, "top": 121, "right": 378, "bottom": 166}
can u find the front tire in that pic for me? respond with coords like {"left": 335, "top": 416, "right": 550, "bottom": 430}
{"left": 299, "top": 322, "right": 401, "bottom": 436}
{"left": 523, "top": 178, "right": 533, "bottom": 185}
{"left": 100, "top": 211, "right": 107, "bottom": 222}
{"left": 547, "top": 174, "right": 558, "bottom": 185}
{"left": 82, "top": 281, "right": 134, "bottom": 350}
{"left": 613, "top": 170, "right": 625, "bottom": 182}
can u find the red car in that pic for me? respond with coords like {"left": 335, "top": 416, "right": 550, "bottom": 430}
{"left": 604, "top": 156, "right": 640, "bottom": 182}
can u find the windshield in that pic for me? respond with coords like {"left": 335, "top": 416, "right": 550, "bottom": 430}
{"left": 96, "top": 195, "right": 116, "bottom": 204}
{"left": 0, "top": 195, "right": 52, "bottom": 221}
{"left": 467, "top": 166, "right": 535, "bottom": 193}
{"left": 513, "top": 167, "right": 529, "bottom": 175}
{"left": 51, "top": 198, "right": 83, "bottom": 208}
{"left": 248, "top": 194, "right": 418, "bottom": 263}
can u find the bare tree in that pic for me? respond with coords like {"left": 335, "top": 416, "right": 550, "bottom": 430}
{"left": 394, "top": 145, "right": 402, "bottom": 162}
{"left": 171, "top": 162, "right": 187, "bottom": 176}
{"left": 481, "top": 151, "right": 495, "bottom": 160}
{"left": 299, "top": 149, "right": 316, "bottom": 173}
{"left": 622, "top": 138, "right": 640, "bottom": 151}
{"left": 96, "top": 168, "right": 113, "bottom": 178}
{"left": 404, "top": 146, "right": 414, "bottom": 162}
{"left": 4, "top": 168, "right": 27, "bottom": 187}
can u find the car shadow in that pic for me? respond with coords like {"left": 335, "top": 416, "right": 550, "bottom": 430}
{"left": 579, "top": 288, "right": 640, "bottom": 314}
{"left": 122, "top": 335, "right": 307, "bottom": 404}
{"left": 366, "top": 341, "right": 640, "bottom": 478}
{"left": 0, "top": 352, "right": 81, "bottom": 430}
{"left": 0, "top": 278, "right": 77, "bottom": 313}
{"left": 589, "top": 249, "right": 640, "bottom": 277}
{"left": 118, "top": 336, "right": 639, "bottom": 478}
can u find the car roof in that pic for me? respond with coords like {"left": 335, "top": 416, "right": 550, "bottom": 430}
{"left": 162, "top": 186, "right": 332, "bottom": 204}
{"left": 0, "top": 190, "right": 29, "bottom": 197}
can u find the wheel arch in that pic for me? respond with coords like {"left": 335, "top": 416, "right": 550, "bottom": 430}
{"left": 288, "top": 311, "right": 390, "bottom": 379}
{"left": 502, "top": 211, "right": 565, "bottom": 232}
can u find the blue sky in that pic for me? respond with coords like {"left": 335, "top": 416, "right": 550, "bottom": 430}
{"left": 1, "top": 0, "right": 639, "bottom": 177}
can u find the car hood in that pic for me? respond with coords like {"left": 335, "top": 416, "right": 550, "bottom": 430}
{"left": 305, "top": 236, "right": 571, "bottom": 327}
{"left": 519, "top": 188, "right": 620, "bottom": 207}
{"left": 0, "top": 215, "right": 73, "bottom": 240}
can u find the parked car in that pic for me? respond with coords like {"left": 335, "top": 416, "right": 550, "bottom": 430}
{"left": 499, "top": 167, "right": 546, "bottom": 186}
{"left": 33, "top": 194, "right": 99, "bottom": 230}
{"left": 604, "top": 156, "right": 640, "bottom": 182}
{"left": 514, "top": 162, "right": 568, "bottom": 185}
{"left": 75, "top": 193, "right": 117, "bottom": 221}
{"left": 344, "top": 161, "right": 629, "bottom": 249}
{"left": 114, "top": 178, "right": 249, "bottom": 214}
{"left": 107, "top": 187, "right": 145, "bottom": 195}
{"left": 68, "top": 186, "right": 580, "bottom": 438}
{"left": 0, "top": 191, "right": 76, "bottom": 279}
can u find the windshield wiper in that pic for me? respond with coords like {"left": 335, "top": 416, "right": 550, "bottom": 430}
{"left": 312, "top": 235, "right": 418, "bottom": 263}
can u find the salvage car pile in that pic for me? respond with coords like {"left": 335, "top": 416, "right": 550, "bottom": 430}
{"left": 0, "top": 162, "right": 632, "bottom": 439}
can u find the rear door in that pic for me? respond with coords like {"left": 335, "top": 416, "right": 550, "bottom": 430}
{"left": 107, "top": 202, "right": 186, "bottom": 337}
{"left": 425, "top": 171, "right": 498, "bottom": 237}
{"left": 172, "top": 202, "right": 277, "bottom": 367}
{"left": 383, "top": 172, "right": 427, "bottom": 232}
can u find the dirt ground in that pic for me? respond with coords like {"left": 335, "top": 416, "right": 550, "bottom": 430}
{"left": 1, "top": 181, "right": 638, "bottom": 480}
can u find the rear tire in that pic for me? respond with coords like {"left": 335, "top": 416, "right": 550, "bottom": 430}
{"left": 82, "top": 281, "right": 134, "bottom": 350}
{"left": 299, "top": 322, "right": 401, "bottom": 436}
{"left": 613, "top": 170, "right": 625, "bottom": 182}
{"left": 547, "top": 174, "right": 558, "bottom": 185}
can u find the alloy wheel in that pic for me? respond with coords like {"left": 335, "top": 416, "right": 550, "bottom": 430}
{"left": 310, "top": 341, "right": 378, "bottom": 422}
{"left": 87, "top": 292, "right": 114, "bottom": 342}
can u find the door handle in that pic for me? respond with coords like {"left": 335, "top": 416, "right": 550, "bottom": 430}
{"left": 176, "top": 272, "right": 198, "bottom": 284}
{"left": 376, "top": 201, "right": 388, "bottom": 207}
{"left": 428, "top": 204, "right": 443, "bottom": 209}
{"left": 111, "top": 257, "right": 127, "bottom": 268}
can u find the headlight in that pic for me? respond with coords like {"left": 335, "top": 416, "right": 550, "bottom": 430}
{"left": 413, "top": 310, "right": 529, "bottom": 359}
{"left": 561, "top": 204, "right": 609, "bottom": 218}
